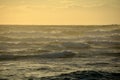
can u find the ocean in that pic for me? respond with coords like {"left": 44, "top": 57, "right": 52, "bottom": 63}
{"left": 0, "top": 25, "right": 120, "bottom": 80}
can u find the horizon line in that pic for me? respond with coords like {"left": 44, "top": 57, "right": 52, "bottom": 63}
{"left": 0, "top": 24, "right": 119, "bottom": 26}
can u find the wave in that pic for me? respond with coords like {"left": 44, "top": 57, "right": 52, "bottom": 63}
{"left": 1, "top": 28, "right": 120, "bottom": 42}
{"left": 0, "top": 36, "right": 14, "bottom": 41}
{"left": 62, "top": 42, "right": 90, "bottom": 49}
{"left": 37, "top": 51, "right": 76, "bottom": 58}
{"left": 111, "top": 28, "right": 120, "bottom": 33}
{"left": 37, "top": 70, "right": 120, "bottom": 80}
{"left": 87, "top": 40, "right": 120, "bottom": 49}
{"left": 110, "top": 34, "right": 120, "bottom": 41}
{"left": 0, "top": 49, "right": 120, "bottom": 61}
{"left": 0, "top": 51, "right": 76, "bottom": 60}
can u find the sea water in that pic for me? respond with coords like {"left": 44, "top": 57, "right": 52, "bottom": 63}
{"left": 0, "top": 25, "right": 120, "bottom": 80}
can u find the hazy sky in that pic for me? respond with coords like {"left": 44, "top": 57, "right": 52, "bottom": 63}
{"left": 0, "top": 0, "right": 120, "bottom": 25}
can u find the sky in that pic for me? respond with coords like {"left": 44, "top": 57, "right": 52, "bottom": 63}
{"left": 0, "top": 0, "right": 120, "bottom": 25}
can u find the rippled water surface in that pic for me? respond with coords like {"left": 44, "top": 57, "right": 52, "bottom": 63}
{"left": 0, "top": 25, "right": 120, "bottom": 80}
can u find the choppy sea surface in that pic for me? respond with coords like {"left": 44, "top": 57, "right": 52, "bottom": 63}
{"left": 0, "top": 25, "right": 120, "bottom": 80}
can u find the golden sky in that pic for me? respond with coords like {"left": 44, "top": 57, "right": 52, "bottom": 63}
{"left": 0, "top": 0, "right": 120, "bottom": 25}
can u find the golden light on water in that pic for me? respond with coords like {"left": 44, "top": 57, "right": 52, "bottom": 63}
{"left": 0, "top": 0, "right": 120, "bottom": 25}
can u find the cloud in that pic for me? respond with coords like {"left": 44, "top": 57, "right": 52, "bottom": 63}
{"left": 0, "top": 5, "right": 5, "bottom": 9}
{"left": 108, "top": 0, "right": 120, "bottom": 8}
{"left": 30, "top": 0, "right": 120, "bottom": 8}
{"left": 1, "top": 0, "right": 120, "bottom": 10}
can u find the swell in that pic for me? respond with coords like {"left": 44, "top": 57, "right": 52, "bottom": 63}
{"left": 0, "top": 50, "right": 119, "bottom": 61}
{"left": 0, "top": 51, "right": 76, "bottom": 60}
{"left": 0, "top": 26, "right": 120, "bottom": 60}
{"left": 0, "top": 28, "right": 120, "bottom": 42}
{"left": 38, "top": 71, "right": 120, "bottom": 80}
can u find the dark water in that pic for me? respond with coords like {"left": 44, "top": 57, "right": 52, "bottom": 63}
{"left": 0, "top": 25, "right": 120, "bottom": 80}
